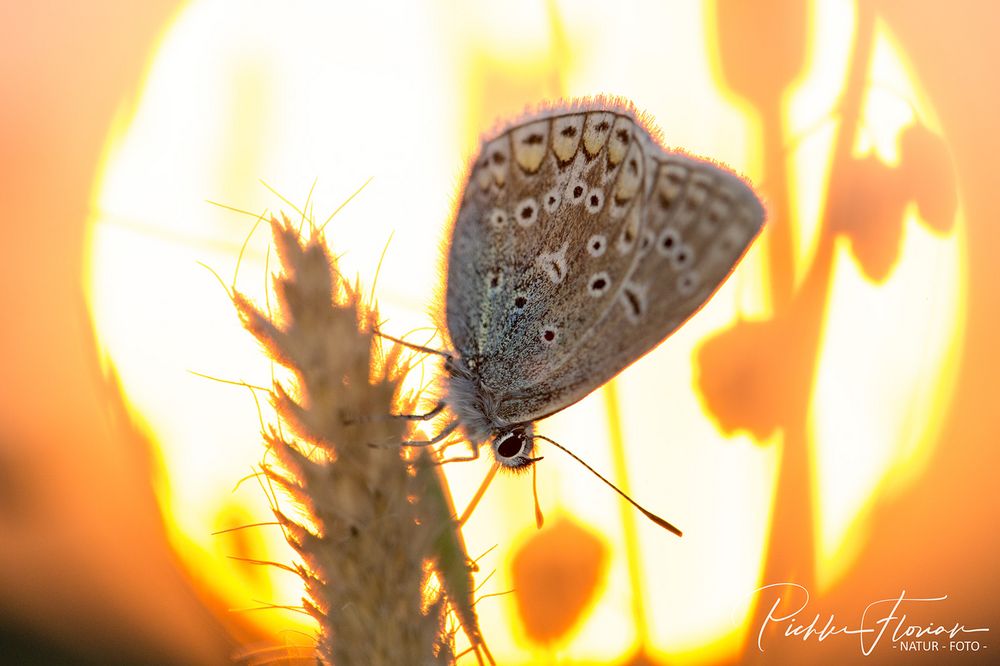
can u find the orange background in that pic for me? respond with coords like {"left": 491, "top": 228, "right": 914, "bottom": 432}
{"left": 0, "top": 2, "right": 997, "bottom": 664}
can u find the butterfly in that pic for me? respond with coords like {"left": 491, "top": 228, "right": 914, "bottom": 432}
{"left": 401, "top": 98, "right": 764, "bottom": 533}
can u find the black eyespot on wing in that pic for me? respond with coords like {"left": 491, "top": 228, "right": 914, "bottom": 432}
{"left": 521, "top": 205, "right": 534, "bottom": 220}
{"left": 587, "top": 234, "right": 607, "bottom": 257}
{"left": 660, "top": 230, "right": 677, "bottom": 252}
{"left": 616, "top": 128, "right": 629, "bottom": 144}
{"left": 621, "top": 284, "right": 645, "bottom": 322}
{"left": 561, "top": 125, "right": 577, "bottom": 137}
{"left": 523, "top": 133, "right": 544, "bottom": 145}
{"left": 678, "top": 271, "right": 698, "bottom": 296}
{"left": 491, "top": 151, "right": 506, "bottom": 165}
{"left": 625, "top": 290, "right": 641, "bottom": 315}
{"left": 486, "top": 208, "right": 508, "bottom": 228}
{"left": 596, "top": 120, "right": 609, "bottom": 131}
{"left": 573, "top": 185, "right": 584, "bottom": 198}
{"left": 640, "top": 232, "right": 652, "bottom": 251}
{"left": 543, "top": 189, "right": 562, "bottom": 214}
{"left": 669, "top": 242, "right": 696, "bottom": 271}
{"left": 514, "top": 295, "right": 527, "bottom": 309}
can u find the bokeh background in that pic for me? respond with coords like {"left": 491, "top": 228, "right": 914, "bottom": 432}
{"left": 1, "top": 1, "right": 997, "bottom": 664}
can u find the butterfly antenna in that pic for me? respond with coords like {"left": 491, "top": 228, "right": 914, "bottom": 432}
{"left": 531, "top": 435, "right": 682, "bottom": 537}
{"left": 531, "top": 463, "right": 544, "bottom": 529}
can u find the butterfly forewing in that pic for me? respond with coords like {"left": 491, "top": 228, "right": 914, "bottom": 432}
{"left": 446, "top": 107, "right": 645, "bottom": 373}
{"left": 445, "top": 101, "right": 764, "bottom": 425}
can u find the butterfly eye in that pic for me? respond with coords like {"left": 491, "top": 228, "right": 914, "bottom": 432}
{"left": 492, "top": 428, "right": 535, "bottom": 470}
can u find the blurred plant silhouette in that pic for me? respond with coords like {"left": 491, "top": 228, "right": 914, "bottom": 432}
{"left": 703, "top": 3, "right": 957, "bottom": 659}
{"left": 331, "top": 2, "right": 961, "bottom": 661}
{"left": 510, "top": 516, "right": 609, "bottom": 647}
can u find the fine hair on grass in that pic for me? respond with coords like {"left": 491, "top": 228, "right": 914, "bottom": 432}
{"left": 231, "top": 213, "right": 472, "bottom": 664}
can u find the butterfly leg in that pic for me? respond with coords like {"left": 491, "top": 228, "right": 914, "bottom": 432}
{"left": 374, "top": 329, "right": 451, "bottom": 358}
{"left": 346, "top": 401, "right": 446, "bottom": 426}
{"left": 391, "top": 400, "right": 446, "bottom": 421}
{"left": 438, "top": 440, "right": 481, "bottom": 465}
{"left": 401, "top": 420, "right": 459, "bottom": 448}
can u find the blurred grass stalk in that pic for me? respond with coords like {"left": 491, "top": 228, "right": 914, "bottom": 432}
{"left": 232, "top": 215, "right": 456, "bottom": 664}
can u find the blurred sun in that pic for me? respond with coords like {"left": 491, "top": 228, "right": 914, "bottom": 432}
{"left": 85, "top": 1, "right": 963, "bottom": 663}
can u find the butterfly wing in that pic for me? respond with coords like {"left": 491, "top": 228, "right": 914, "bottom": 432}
{"left": 501, "top": 149, "right": 765, "bottom": 422}
{"left": 446, "top": 104, "right": 642, "bottom": 367}
{"left": 445, "top": 101, "right": 764, "bottom": 425}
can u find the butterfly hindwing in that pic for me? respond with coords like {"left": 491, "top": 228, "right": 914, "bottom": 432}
{"left": 498, "top": 151, "right": 764, "bottom": 423}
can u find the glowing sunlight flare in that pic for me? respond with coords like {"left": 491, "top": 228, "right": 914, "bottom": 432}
{"left": 85, "top": 1, "right": 964, "bottom": 663}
